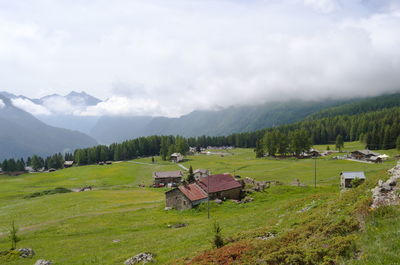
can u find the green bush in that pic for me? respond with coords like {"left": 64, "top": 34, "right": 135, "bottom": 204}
{"left": 24, "top": 187, "right": 72, "bottom": 199}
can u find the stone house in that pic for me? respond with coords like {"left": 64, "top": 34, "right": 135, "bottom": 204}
{"left": 153, "top": 170, "right": 183, "bottom": 187}
{"left": 367, "top": 156, "right": 382, "bottom": 163}
{"left": 340, "top": 171, "right": 366, "bottom": 188}
{"left": 64, "top": 161, "right": 74, "bottom": 168}
{"left": 307, "top": 149, "right": 321, "bottom": 157}
{"left": 193, "top": 169, "right": 210, "bottom": 180}
{"left": 170, "top": 153, "right": 184, "bottom": 163}
{"left": 351, "top": 150, "right": 380, "bottom": 160}
{"left": 165, "top": 183, "right": 208, "bottom": 210}
{"left": 197, "top": 174, "right": 243, "bottom": 200}
{"left": 165, "top": 174, "right": 243, "bottom": 210}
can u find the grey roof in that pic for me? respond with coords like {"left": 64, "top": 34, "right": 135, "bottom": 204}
{"left": 194, "top": 169, "right": 209, "bottom": 174}
{"left": 341, "top": 171, "right": 366, "bottom": 179}
{"left": 352, "top": 150, "right": 380, "bottom": 156}
{"left": 153, "top": 171, "right": 183, "bottom": 179}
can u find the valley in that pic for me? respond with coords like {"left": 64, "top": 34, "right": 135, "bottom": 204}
{"left": 0, "top": 143, "right": 398, "bottom": 264}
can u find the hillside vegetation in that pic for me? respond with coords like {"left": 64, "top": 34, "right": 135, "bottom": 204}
{"left": 0, "top": 144, "right": 399, "bottom": 264}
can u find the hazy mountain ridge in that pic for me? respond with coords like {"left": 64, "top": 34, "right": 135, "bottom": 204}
{"left": 90, "top": 98, "right": 355, "bottom": 144}
{"left": 0, "top": 95, "right": 97, "bottom": 160}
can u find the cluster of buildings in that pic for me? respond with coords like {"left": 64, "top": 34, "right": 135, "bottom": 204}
{"left": 152, "top": 169, "right": 243, "bottom": 210}
{"left": 350, "top": 150, "right": 388, "bottom": 163}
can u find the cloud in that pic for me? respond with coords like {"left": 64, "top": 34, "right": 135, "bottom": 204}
{"left": 11, "top": 98, "right": 51, "bottom": 115}
{"left": 0, "top": 99, "right": 5, "bottom": 109}
{"left": 303, "top": 0, "right": 340, "bottom": 13}
{"left": 0, "top": 0, "right": 400, "bottom": 117}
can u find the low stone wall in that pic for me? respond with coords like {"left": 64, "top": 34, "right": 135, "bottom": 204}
{"left": 371, "top": 162, "right": 400, "bottom": 209}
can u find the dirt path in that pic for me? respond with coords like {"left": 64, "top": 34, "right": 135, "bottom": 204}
{"left": 0, "top": 202, "right": 161, "bottom": 238}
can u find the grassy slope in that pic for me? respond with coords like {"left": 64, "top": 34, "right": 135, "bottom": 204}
{"left": 0, "top": 143, "right": 398, "bottom": 264}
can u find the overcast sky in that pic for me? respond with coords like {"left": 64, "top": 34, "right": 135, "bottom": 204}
{"left": 1, "top": 0, "right": 400, "bottom": 117}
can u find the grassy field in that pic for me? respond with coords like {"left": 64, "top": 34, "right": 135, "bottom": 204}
{"left": 0, "top": 142, "right": 398, "bottom": 264}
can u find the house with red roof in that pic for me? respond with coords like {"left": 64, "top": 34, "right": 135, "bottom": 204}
{"left": 165, "top": 174, "right": 243, "bottom": 210}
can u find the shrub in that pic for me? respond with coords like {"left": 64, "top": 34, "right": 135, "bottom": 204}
{"left": 351, "top": 178, "right": 363, "bottom": 188}
{"left": 213, "top": 222, "right": 224, "bottom": 248}
{"left": 24, "top": 187, "right": 72, "bottom": 199}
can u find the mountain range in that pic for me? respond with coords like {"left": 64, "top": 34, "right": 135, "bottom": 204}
{"left": 0, "top": 94, "right": 97, "bottom": 160}
{"left": 1, "top": 90, "right": 400, "bottom": 159}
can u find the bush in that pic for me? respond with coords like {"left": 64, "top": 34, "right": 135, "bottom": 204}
{"left": 351, "top": 178, "right": 364, "bottom": 188}
{"left": 24, "top": 187, "right": 72, "bottom": 199}
{"left": 213, "top": 222, "right": 224, "bottom": 248}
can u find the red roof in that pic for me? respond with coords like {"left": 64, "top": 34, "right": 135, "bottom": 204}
{"left": 178, "top": 183, "right": 208, "bottom": 201}
{"left": 197, "top": 174, "right": 242, "bottom": 193}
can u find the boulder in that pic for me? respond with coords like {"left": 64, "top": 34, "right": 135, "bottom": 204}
{"left": 124, "top": 252, "right": 154, "bottom": 264}
{"left": 34, "top": 259, "right": 53, "bottom": 265}
{"left": 214, "top": 199, "right": 223, "bottom": 204}
{"left": 17, "top": 248, "right": 35, "bottom": 258}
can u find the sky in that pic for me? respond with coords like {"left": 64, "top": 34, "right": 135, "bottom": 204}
{"left": 1, "top": 0, "right": 400, "bottom": 117}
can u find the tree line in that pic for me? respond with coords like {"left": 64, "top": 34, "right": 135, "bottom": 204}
{"left": 2, "top": 107, "right": 400, "bottom": 172}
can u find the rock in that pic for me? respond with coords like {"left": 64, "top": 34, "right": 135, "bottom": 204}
{"left": 167, "top": 223, "right": 187, "bottom": 229}
{"left": 242, "top": 197, "right": 254, "bottom": 203}
{"left": 381, "top": 183, "right": 392, "bottom": 192}
{"left": 214, "top": 199, "right": 223, "bottom": 204}
{"left": 371, "top": 162, "right": 400, "bottom": 209}
{"left": 113, "top": 239, "right": 121, "bottom": 243}
{"left": 124, "top": 252, "right": 154, "bottom": 264}
{"left": 17, "top": 248, "right": 35, "bottom": 258}
{"left": 164, "top": 207, "right": 172, "bottom": 211}
{"left": 257, "top": 232, "right": 276, "bottom": 240}
{"left": 34, "top": 259, "right": 53, "bottom": 265}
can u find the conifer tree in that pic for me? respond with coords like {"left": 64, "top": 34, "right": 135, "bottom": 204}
{"left": 187, "top": 165, "right": 195, "bottom": 183}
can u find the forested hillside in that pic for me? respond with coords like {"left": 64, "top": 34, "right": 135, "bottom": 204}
{"left": 308, "top": 93, "right": 400, "bottom": 119}
{"left": 90, "top": 99, "right": 352, "bottom": 144}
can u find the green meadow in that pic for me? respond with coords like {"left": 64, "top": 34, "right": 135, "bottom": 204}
{"left": 0, "top": 142, "right": 398, "bottom": 264}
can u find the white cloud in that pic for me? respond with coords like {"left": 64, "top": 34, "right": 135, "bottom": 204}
{"left": 0, "top": 0, "right": 399, "bottom": 117}
{"left": 11, "top": 98, "right": 51, "bottom": 115}
{"left": 0, "top": 99, "right": 5, "bottom": 109}
{"left": 303, "top": 0, "right": 340, "bottom": 13}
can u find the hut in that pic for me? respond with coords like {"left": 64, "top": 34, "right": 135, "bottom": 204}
{"left": 351, "top": 150, "right": 380, "bottom": 160}
{"left": 64, "top": 161, "right": 74, "bottom": 168}
{"left": 193, "top": 169, "right": 210, "bottom": 180}
{"left": 340, "top": 171, "right": 366, "bottom": 188}
{"left": 153, "top": 171, "right": 183, "bottom": 187}
{"left": 165, "top": 173, "right": 243, "bottom": 210}
{"left": 165, "top": 183, "right": 208, "bottom": 210}
{"left": 197, "top": 174, "right": 242, "bottom": 200}
{"left": 170, "top": 153, "right": 184, "bottom": 163}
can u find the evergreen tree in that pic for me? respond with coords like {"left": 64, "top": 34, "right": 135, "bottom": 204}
{"left": 335, "top": 134, "right": 344, "bottom": 152}
{"left": 396, "top": 135, "right": 400, "bottom": 151}
{"left": 254, "top": 139, "right": 264, "bottom": 158}
{"left": 187, "top": 165, "right": 195, "bottom": 183}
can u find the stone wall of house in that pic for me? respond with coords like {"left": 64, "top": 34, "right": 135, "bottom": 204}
{"left": 209, "top": 187, "right": 242, "bottom": 200}
{"left": 154, "top": 177, "right": 182, "bottom": 186}
{"left": 165, "top": 189, "right": 192, "bottom": 210}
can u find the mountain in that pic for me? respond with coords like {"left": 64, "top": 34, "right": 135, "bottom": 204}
{"left": 90, "top": 99, "right": 353, "bottom": 144}
{"left": 0, "top": 91, "right": 102, "bottom": 134}
{"left": 0, "top": 95, "right": 97, "bottom": 160}
{"left": 37, "top": 91, "right": 101, "bottom": 107}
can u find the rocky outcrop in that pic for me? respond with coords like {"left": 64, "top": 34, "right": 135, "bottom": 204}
{"left": 17, "top": 248, "right": 35, "bottom": 258}
{"left": 34, "top": 259, "right": 53, "bottom": 265}
{"left": 371, "top": 162, "right": 400, "bottom": 209}
{"left": 124, "top": 253, "right": 154, "bottom": 264}
{"left": 243, "top": 177, "right": 269, "bottom": 192}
